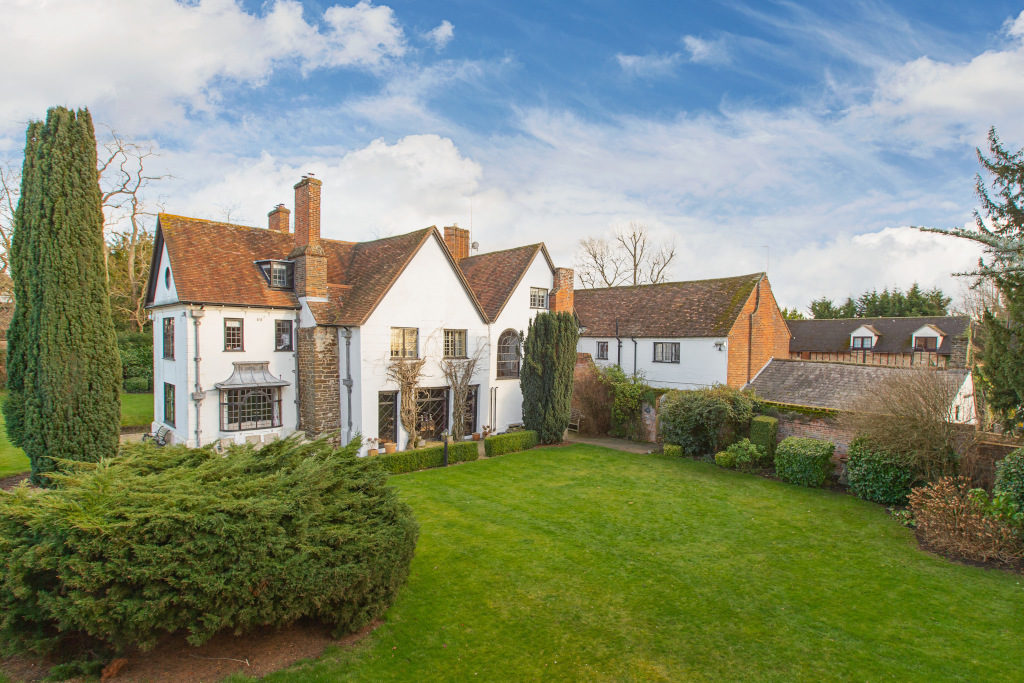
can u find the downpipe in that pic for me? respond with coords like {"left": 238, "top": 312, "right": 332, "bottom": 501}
{"left": 190, "top": 307, "right": 205, "bottom": 446}
{"left": 342, "top": 326, "right": 354, "bottom": 443}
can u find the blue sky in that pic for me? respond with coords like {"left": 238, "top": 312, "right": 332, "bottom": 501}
{"left": 4, "top": 1, "right": 1024, "bottom": 310}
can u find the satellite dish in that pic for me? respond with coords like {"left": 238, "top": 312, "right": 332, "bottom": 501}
{"left": 471, "top": 241, "right": 479, "bottom": 250}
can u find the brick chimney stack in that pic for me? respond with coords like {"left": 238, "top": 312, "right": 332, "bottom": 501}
{"left": 550, "top": 267, "right": 575, "bottom": 313}
{"left": 289, "top": 175, "right": 327, "bottom": 299}
{"left": 268, "top": 204, "right": 290, "bottom": 232}
{"left": 444, "top": 225, "right": 470, "bottom": 261}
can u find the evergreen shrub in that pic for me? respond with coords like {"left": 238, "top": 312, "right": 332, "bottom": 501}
{"left": 377, "top": 441, "right": 478, "bottom": 474}
{"left": 118, "top": 332, "right": 153, "bottom": 392}
{"left": 485, "top": 430, "right": 539, "bottom": 457}
{"left": 663, "top": 443, "right": 682, "bottom": 457}
{"left": 0, "top": 436, "right": 418, "bottom": 663}
{"left": 846, "top": 436, "right": 916, "bottom": 505}
{"left": 714, "top": 438, "right": 764, "bottom": 470}
{"left": 659, "top": 385, "right": 755, "bottom": 457}
{"left": 521, "top": 312, "right": 579, "bottom": 443}
{"left": 775, "top": 437, "right": 835, "bottom": 487}
{"left": 123, "top": 376, "right": 151, "bottom": 394}
{"left": 714, "top": 450, "right": 737, "bottom": 468}
{"left": 994, "top": 448, "right": 1024, "bottom": 513}
{"left": 750, "top": 416, "right": 778, "bottom": 461}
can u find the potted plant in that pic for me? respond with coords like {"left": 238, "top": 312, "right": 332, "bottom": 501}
{"left": 472, "top": 432, "right": 481, "bottom": 441}
{"left": 383, "top": 441, "right": 397, "bottom": 454}
{"left": 366, "top": 437, "right": 380, "bottom": 456}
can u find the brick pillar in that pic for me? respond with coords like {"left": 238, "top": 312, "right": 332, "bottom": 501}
{"left": 289, "top": 176, "right": 327, "bottom": 299}
{"left": 296, "top": 326, "right": 341, "bottom": 436}
{"left": 550, "top": 267, "right": 574, "bottom": 313}
{"left": 268, "top": 204, "right": 290, "bottom": 232}
{"left": 444, "top": 226, "right": 470, "bottom": 260}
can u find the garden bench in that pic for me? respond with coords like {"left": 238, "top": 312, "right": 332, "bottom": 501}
{"left": 568, "top": 409, "right": 583, "bottom": 433}
{"left": 142, "top": 425, "right": 170, "bottom": 446}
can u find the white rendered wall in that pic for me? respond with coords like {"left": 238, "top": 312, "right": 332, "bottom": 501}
{"left": 358, "top": 236, "right": 490, "bottom": 451}
{"left": 150, "top": 243, "right": 178, "bottom": 307}
{"left": 151, "top": 303, "right": 299, "bottom": 447}
{"left": 952, "top": 373, "right": 977, "bottom": 425}
{"left": 578, "top": 335, "right": 729, "bottom": 389}
{"left": 486, "top": 253, "right": 554, "bottom": 432}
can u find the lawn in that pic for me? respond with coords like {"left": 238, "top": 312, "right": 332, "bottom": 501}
{"left": 257, "top": 445, "right": 1024, "bottom": 682}
{"left": 0, "top": 393, "right": 153, "bottom": 477}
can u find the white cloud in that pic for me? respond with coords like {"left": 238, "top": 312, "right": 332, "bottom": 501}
{"left": 425, "top": 20, "right": 455, "bottom": 50}
{"left": 0, "top": 0, "right": 406, "bottom": 135}
{"left": 681, "top": 35, "right": 729, "bottom": 65}
{"left": 615, "top": 52, "right": 682, "bottom": 77}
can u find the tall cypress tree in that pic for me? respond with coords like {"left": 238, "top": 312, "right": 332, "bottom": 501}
{"left": 4, "top": 107, "right": 121, "bottom": 484}
{"left": 521, "top": 312, "right": 579, "bottom": 444}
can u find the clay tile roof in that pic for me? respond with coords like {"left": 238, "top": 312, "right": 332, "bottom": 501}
{"left": 156, "top": 214, "right": 300, "bottom": 309}
{"left": 574, "top": 273, "right": 763, "bottom": 338}
{"left": 153, "top": 216, "right": 484, "bottom": 326}
{"left": 786, "top": 316, "right": 969, "bottom": 354}
{"left": 457, "top": 244, "right": 547, "bottom": 321}
{"left": 744, "top": 358, "right": 968, "bottom": 412}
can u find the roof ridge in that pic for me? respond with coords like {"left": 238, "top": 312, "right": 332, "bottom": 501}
{"left": 159, "top": 212, "right": 357, "bottom": 245}
{"left": 791, "top": 314, "right": 967, "bottom": 322}
{"left": 577, "top": 272, "right": 763, "bottom": 293}
{"left": 459, "top": 243, "right": 542, "bottom": 261}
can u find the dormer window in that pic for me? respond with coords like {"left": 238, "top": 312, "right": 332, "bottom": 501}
{"left": 852, "top": 336, "right": 872, "bottom": 349}
{"left": 914, "top": 336, "right": 938, "bottom": 351}
{"left": 256, "top": 260, "right": 294, "bottom": 289}
{"left": 849, "top": 324, "right": 879, "bottom": 351}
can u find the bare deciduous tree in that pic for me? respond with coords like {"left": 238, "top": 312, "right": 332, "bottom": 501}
{"left": 386, "top": 357, "right": 427, "bottom": 449}
{"left": 0, "top": 164, "right": 18, "bottom": 301}
{"left": 575, "top": 221, "right": 676, "bottom": 288}
{"left": 843, "top": 369, "right": 975, "bottom": 482}
{"left": 439, "top": 339, "right": 486, "bottom": 440}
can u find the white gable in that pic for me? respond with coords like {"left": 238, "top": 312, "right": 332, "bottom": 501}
{"left": 912, "top": 324, "right": 944, "bottom": 346}
{"left": 150, "top": 242, "right": 178, "bottom": 306}
{"left": 850, "top": 324, "right": 877, "bottom": 348}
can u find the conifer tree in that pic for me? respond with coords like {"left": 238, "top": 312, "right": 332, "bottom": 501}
{"left": 521, "top": 312, "right": 579, "bottom": 443}
{"left": 4, "top": 107, "right": 121, "bottom": 484}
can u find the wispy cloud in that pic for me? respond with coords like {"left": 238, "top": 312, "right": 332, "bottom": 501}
{"left": 425, "top": 20, "right": 455, "bottom": 50}
{"left": 615, "top": 52, "right": 682, "bottom": 77}
{"left": 682, "top": 35, "right": 730, "bottom": 65}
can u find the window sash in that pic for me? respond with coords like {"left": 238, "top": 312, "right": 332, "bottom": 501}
{"left": 596, "top": 341, "right": 608, "bottom": 360}
{"left": 653, "top": 342, "right": 680, "bottom": 363}
{"left": 444, "top": 329, "right": 467, "bottom": 358}
{"left": 224, "top": 318, "right": 244, "bottom": 351}
{"left": 162, "top": 317, "right": 174, "bottom": 359}
{"left": 220, "top": 387, "right": 282, "bottom": 431}
{"left": 275, "top": 320, "right": 293, "bottom": 351}
{"left": 163, "top": 383, "right": 175, "bottom": 427}
{"left": 852, "top": 336, "right": 872, "bottom": 349}
{"left": 390, "top": 327, "right": 418, "bottom": 358}
{"left": 378, "top": 391, "right": 398, "bottom": 443}
{"left": 497, "top": 330, "right": 520, "bottom": 378}
{"left": 914, "top": 336, "right": 938, "bottom": 351}
{"left": 530, "top": 287, "right": 548, "bottom": 309}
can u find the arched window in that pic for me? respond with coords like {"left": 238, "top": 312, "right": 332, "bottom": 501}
{"left": 497, "top": 329, "right": 520, "bottom": 378}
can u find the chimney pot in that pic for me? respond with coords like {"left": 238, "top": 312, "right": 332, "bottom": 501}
{"left": 551, "top": 267, "right": 575, "bottom": 313}
{"left": 293, "top": 176, "right": 323, "bottom": 248}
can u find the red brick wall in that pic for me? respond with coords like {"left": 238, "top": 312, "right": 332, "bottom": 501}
{"left": 444, "top": 226, "right": 470, "bottom": 260}
{"left": 290, "top": 176, "right": 327, "bottom": 299}
{"left": 293, "top": 176, "right": 321, "bottom": 246}
{"left": 551, "top": 267, "right": 574, "bottom": 313}
{"left": 268, "top": 204, "right": 290, "bottom": 232}
{"left": 726, "top": 276, "right": 791, "bottom": 388}
{"left": 776, "top": 414, "right": 857, "bottom": 457}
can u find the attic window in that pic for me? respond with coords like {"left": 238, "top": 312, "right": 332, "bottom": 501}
{"left": 256, "top": 260, "right": 294, "bottom": 289}
{"left": 852, "top": 336, "right": 872, "bottom": 349}
{"left": 914, "top": 336, "right": 938, "bottom": 351}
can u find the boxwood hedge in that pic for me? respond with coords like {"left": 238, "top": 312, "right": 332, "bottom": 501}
{"left": 484, "top": 430, "right": 539, "bottom": 457}
{"left": 750, "top": 416, "right": 778, "bottom": 461}
{"left": 377, "top": 441, "right": 479, "bottom": 474}
{"left": 774, "top": 436, "right": 835, "bottom": 487}
{"left": 846, "top": 436, "right": 916, "bottom": 505}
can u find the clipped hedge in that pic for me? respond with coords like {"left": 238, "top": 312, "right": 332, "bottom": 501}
{"left": 659, "top": 386, "right": 755, "bottom": 457}
{"left": 0, "top": 436, "right": 418, "bottom": 665}
{"left": 846, "top": 436, "right": 915, "bottom": 505}
{"left": 994, "top": 448, "right": 1024, "bottom": 513}
{"left": 714, "top": 438, "right": 764, "bottom": 470}
{"left": 750, "top": 416, "right": 778, "bottom": 461}
{"left": 485, "top": 430, "right": 539, "bottom": 457}
{"left": 377, "top": 441, "right": 479, "bottom": 474}
{"left": 663, "top": 443, "right": 683, "bottom": 458}
{"left": 775, "top": 437, "right": 835, "bottom": 488}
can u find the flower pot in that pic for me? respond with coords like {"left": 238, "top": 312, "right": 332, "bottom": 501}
{"left": 384, "top": 442, "right": 397, "bottom": 454}
{"left": 472, "top": 433, "right": 481, "bottom": 441}
{"left": 367, "top": 448, "right": 379, "bottom": 456}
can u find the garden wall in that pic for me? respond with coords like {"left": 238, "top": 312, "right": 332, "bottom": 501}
{"left": 776, "top": 414, "right": 857, "bottom": 458}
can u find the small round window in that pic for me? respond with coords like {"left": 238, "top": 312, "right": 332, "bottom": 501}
{"left": 164, "top": 267, "right": 170, "bottom": 288}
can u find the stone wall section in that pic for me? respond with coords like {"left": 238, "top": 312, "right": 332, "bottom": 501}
{"left": 727, "top": 276, "right": 791, "bottom": 388}
{"left": 296, "top": 326, "right": 341, "bottom": 436}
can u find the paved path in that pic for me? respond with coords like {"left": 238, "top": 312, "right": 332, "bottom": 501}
{"left": 565, "top": 433, "right": 659, "bottom": 454}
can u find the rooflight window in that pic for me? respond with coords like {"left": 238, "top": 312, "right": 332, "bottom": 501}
{"left": 256, "top": 260, "right": 294, "bottom": 289}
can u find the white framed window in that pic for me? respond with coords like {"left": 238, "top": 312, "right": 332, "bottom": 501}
{"left": 275, "top": 320, "right": 293, "bottom": 351}
{"left": 596, "top": 341, "right": 609, "bottom": 360}
{"left": 497, "top": 329, "right": 520, "bottom": 378}
{"left": 530, "top": 287, "right": 548, "bottom": 309}
{"left": 390, "top": 327, "right": 419, "bottom": 358}
{"left": 220, "top": 387, "right": 282, "bottom": 431}
{"left": 163, "top": 383, "right": 176, "bottom": 427}
{"left": 852, "top": 336, "right": 872, "bottom": 349}
{"left": 444, "top": 329, "right": 467, "bottom": 358}
{"left": 653, "top": 342, "right": 680, "bottom": 363}
{"left": 224, "top": 318, "right": 243, "bottom": 351}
